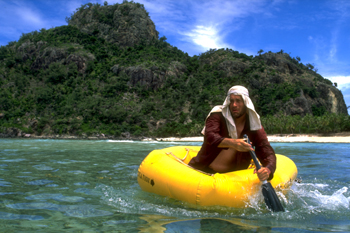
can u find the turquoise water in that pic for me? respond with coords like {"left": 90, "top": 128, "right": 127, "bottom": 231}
{"left": 0, "top": 139, "right": 349, "bottom": 232}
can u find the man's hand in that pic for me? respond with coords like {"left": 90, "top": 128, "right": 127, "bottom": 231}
{"left": 254, "top": 167, "right": 271, "bottom": 181}
{"left": 232, "top": 139, "right": 254, "bottom": 152}
{"left": 219, "top": 138, "right": 253, "bottom": 152}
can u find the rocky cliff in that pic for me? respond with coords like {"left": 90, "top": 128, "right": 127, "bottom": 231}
{"left": 68, "top": 2, "right": 159, "bottom": 47}
{"left": 188, "top": 49, "right": 348, "bottom": 116}
{"left": 17, "top": 40, "right": 95, "bottom": 73}
{"left": 256, "top": 52, "right": 348, "bottom": 115}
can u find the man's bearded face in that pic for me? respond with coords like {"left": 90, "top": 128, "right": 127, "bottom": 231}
{"left": 229, "top": 94, "right": 247, "bottom": 119}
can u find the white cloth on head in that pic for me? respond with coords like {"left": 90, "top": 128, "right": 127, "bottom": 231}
{"left": 201, "top": 85, "right": 262, "bottom": 139}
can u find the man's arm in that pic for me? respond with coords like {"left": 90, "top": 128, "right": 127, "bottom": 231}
{"left": 218, "top": 138, "right": 253, "bottom": 152}
{"left": 252, "top": 127, "right": 276, "bottom": 180}
{"left": 204, "top": 113, "right": 226, "bottom": 146}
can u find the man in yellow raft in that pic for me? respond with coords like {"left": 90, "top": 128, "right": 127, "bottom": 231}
{"left": 189, "top": 85, "right": 276, "bottom": 181}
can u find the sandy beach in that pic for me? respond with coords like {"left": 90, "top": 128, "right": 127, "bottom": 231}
{"left": 151, "top": 132, "right": 350, "bottom": 143}
{"left": 4, "top": 132, "right": 350, "bottom": 143}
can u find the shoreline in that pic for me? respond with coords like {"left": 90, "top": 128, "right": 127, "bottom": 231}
{"left": 151, "top": 133, "right": 350, "bottom": 143}
{"left": 266, "top": 134, "right": 350, "bottom": 143}
{"left": 1, "top": 133, "right": 350, "bottom": 143}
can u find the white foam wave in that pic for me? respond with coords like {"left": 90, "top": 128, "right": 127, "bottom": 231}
{"left": 106, "top": 140, "right": 172, "bottom": 143}
{"left": 292, "top": 183, "right": 349, "bottom": 210}
{"left": 107, "top": 140, "right": 136, "bottom": 143}
{"left": 106, "top": 140, "right": 190, "bottom": 144}
{"left": 310, "top": 187, "right": 349, "bottom": 209}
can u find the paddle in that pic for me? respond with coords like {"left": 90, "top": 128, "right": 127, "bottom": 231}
{"left": 243, "top": 134, "right": 285, "bottom": 212}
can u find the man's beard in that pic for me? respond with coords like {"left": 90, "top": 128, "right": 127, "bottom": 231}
{"left": 232, "top": 111, "right": 246, "bottom": 119}
{"left": 231, "top": 106, "right": 247, "bottom": 119}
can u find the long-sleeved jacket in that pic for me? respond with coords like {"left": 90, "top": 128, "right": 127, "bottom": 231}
{"left": 188, "top": 112, "right": 276, "bottom": 179}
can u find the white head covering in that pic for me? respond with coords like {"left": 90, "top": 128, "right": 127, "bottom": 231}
{"left": 201, "top": 85, "right": 262, "bottom": 138}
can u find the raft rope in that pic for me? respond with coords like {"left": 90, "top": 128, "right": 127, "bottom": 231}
{"left": 182, "top": 147, "right": 196, "bottom": 161}
{"left": 166, "top": 148, "right": 214, "bottom": 177}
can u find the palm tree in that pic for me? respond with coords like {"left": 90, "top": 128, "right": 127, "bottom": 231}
{"left": 303, "top": 114, "right": 313, "bottom": 133}
{"left": 294, "top": 115, "right": 302, "bottom": 134}
{"left": 275, "top": 112, "right": 286, "bottom": 134}
{"left": 286, "top": 115, "right": 297, "bottom": 134}
{"left": 319, "top": 114, "right": 331, "bottom": 134}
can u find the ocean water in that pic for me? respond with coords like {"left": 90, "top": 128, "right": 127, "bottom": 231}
{"left": 0, "top": 139, "right": 349, "bottom": 232}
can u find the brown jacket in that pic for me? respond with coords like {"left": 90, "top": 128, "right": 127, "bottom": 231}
{"left": 189, "top": 112, "right": 276, "bottom": 179}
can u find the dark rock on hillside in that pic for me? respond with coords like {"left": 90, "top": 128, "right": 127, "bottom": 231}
{"left": 65, "top": 54, "right": 91, "bottom": 72}
{"left": 279, "top": 83, "right": 347, "bottom": 116}
{"left": 16, "top": 40, "right": 95, "bottom": 73}
{"left": 31, "top": 47, "right": 68, "bottom": 70}
{"left": 317, "top": 83, "right": 347, "bottom": 113}
{"left": 126, "top": 66, "right": 163, "bottom": 90}
{"left": 218, "top": 60, "right": 248, "bottom": 76}
{"left": 256, "top": 52, "right": 303, "bottom": 75}
{"left": 68, "top": 2, "right": 159, "bottom": 48}
{"left": 0, "top": 127, "right": 21, "bottom": 138}
{"left": 17, "top": 41, "right": 46, "bottom": 61}
{"left": 283, "top": 60, "right": 344, "bottom": 115}
{"left": 111, "top": 61, "right": 187, "bottom": 90}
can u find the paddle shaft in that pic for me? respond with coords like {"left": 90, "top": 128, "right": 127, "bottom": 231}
{"left": 244, "top": 135, "right": 268, "bottom": 184}
{"left": 243, "top": 135, "right": 262, "bottom": 170}
{"left": 243, "top": 134, "right": 285, "bottom": 212}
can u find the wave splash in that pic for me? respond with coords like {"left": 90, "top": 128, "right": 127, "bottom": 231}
{"left": 288, "top": 182, "right": 349, "bottom": 213}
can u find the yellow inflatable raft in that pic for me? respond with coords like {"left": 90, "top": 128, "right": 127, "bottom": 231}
{"left": 137, "top": 146, "right": 298, "bottom": 208}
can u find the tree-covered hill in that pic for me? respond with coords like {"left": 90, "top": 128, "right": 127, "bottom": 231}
{"left": 0, "top": 1, "right": 349, "bottom": 139}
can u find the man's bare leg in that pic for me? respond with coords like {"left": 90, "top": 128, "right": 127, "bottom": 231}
{"left": 208, "top": 148, "right": 237, "bottom": 173}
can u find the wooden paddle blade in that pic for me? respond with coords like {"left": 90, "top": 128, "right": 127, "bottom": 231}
{"left": 262, "top": 182, "right": 285, "bottom": 212}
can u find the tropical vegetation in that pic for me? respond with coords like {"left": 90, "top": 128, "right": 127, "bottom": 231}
{"left": 0, "top": 1, "right": 349, "bottom": 138}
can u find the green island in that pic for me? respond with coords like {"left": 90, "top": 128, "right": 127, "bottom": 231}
{"left": 0, "top": 1, "right": 349, "bottom": 139}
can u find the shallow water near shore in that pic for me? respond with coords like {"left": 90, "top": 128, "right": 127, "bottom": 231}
{"left": 0, "top": 139, "right": 349, "bottom": 232}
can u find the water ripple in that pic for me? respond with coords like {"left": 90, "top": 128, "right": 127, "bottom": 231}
{"left": 26, "top": 193, "right": 85, "bottom": 202}
{"left": 26, "top": 179, "right": 53, "bottom": 185}
{"left": 0, "top": 181, "right": 12, "bottom": 187}
{"left": 0, "top": 211, "right": 44, "bottom": 220}
{"left": 68, "top": 170, "right": 86, "bottom": 174}
{"left": 33, "top": 164, "right": 54, "bottom": 170}
{"left": 6, "top": 203, "right": 113, "bottom": 218}
{"left": 74, "top": 188, "right": 101, "bottom": 196}
{"left": 74, "top": 182, "right": 90, "bottom": 186}
{"left": 2, "top": 159, "right": 26, "bottom": 162}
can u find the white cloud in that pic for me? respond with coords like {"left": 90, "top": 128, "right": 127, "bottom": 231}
{"left": 326, "top": 76, "right": 350, "bottom": 113}
{"left": 15, "top": 6, "right": 43, "bottom": 26}
{"left": 329, "top": 43, "right": 337, "bottom": 62}
{"left": 125, "top": 0, "right": 194, "bottom": 46}
{"left": 182, "top": 25, "right": 230, "bottom": 51}
{"left": 309, "top": 1, "right": 350, "bottom": 81}
{"left": 325, "top": 76, "right": 350, "bottom": 89}
{"left": 195, "top": 0, "right": 266, "bottom": 23}
{"left": 0, "top": 0, "right": 65, "bottom": 45}
{"left": 133, "top": 0, "right": 273, "bottom": 54}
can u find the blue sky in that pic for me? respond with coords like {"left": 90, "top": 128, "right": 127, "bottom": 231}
{"left": 0, "top": 0, "right": 349, "bottom": 114}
